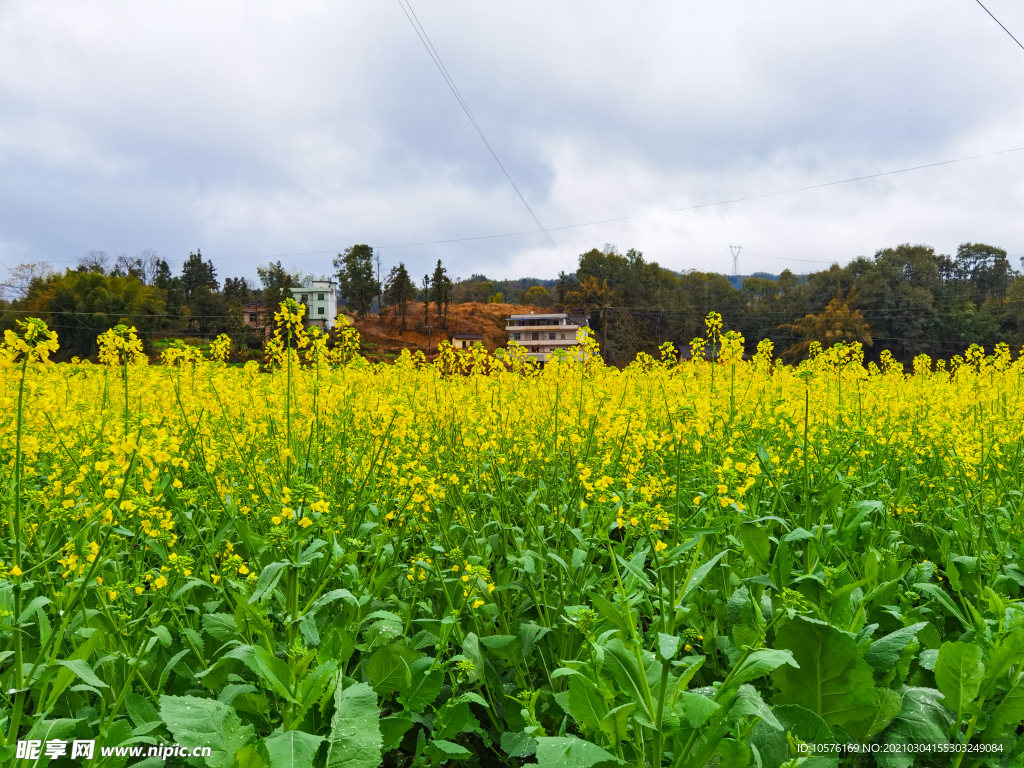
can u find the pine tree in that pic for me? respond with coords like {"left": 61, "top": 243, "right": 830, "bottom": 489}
{"left": 334, "top": 245, "right": 379, "bottom": 317}
{"left": 384, "top": 262, "right": 417, "bottom": 333}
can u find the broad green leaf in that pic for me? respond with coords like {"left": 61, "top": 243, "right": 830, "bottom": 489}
{"left": 749, "top": 723, "right": 788, "bottom": 768}
{"left": 739, "top": 523, "right": 771, "bottom": 572}
{"left": 733, "top": 648, "right": 798, "bottom": 685}
{"left": 460, "top": 634, "right": 485, "bottom": 684}
{"left": 326, "top": 682, "right": 382, "bottom": 768}
{"left": 535, "top": 736, "right": 624, "bottom": 768}
{"left": 731, "top": 684, "right": 782, "bottom": 730}
{"left": 591, "top": 594, "right": 634, "bottom": 637}
{"left": 913, "top": 583, "right": 969, "bottom": 630}
{"left": 933, "top": 641, "right": 983, "bottom": 715}
{"left": 160, "top": 695, "right": 255, "bottom": 768}
{"left": 500, "top": 731, "right": 538, "bottom": 758}
{"left": 17, "top": 595, "right": 52, "bottom": 625}
{"left": 716, "top": 738, "right": 751, "bottom": 768}
{"left": 775, "top": 703, "right": 835, "bottom": 746}
{"left": 603, "top": 639, "right": 652, "bottom": 718}
{"left": 364, "top": 643, "right": 420, "bottom": 695}
{"left": 294, "top": 661, "right": 337, "bottom": 724}
{"left": 55, "top": 659, "right": 108, "bottom": 689}
{"left": 380, "top": 716, "right": 413, "bottom": 752}
{"left": 980, "top": 629, "right": 1024, "bottom": 699}
{"left": 568, "top": 675, "right": 611, "bottom": 732}
{"left": 264, "top": 731, "right": 324, "bottom": 768}
{"left": 598, "top": 703, "right": 634, "bottom": 743}
{"left": 159, "top": 648, "right": 194, "bottom": 692}
{"left": 252, "top": 646, "right": 300, "bottom": 703}
{"left": 843, "top": 687, "right": 903, "bottom": 741}
{"left": 433, "top": 696, "right": 478, "bottom": 741}
{"left": 772, "top": 539, "right": 794, "bottom": 591}
{"left": 309, "top": 588, "right": 357, "bottom": 613}
{"left": 673, "top": 691, "right": 721, "bottom": 728}
{"left": 23, "top": 718, "right": 81, "bottom": 746}
{"left": 397, "top": 657, "right": 442, "bottom": 711}
{"left": 681, "top": 551, "right": 728, "bottom": 604}
{"left": 877, "top": 687, "right": 952, "bottom": 768}
{"left": 44, "top": 630, "right": 103, "bottom": 709}
{"left": 772, "top": 616, "right": 876, "bottom": 726}
{"left": 987, "top": 673, "right": 1024, "bottom": 735}
{"left": 427, "top": 740, "right": 472, "bottom": 761}
{"left": 203, "top": 613, "right": 244, "bottom": 643}
{"left": 248, "top": 562, "right": 288, "bottom": 604}
{"left": 657, "top": 633, "right": 680, "bottom": 661}
{"left": 125, "top": 692, "right": 160, "bottom": 728}
{"left": 862, "top": 623, "right": 928, "bottom": 678}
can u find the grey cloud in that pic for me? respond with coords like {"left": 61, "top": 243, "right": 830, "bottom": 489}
{"left": 1, "top": 0, "right": 1023, "bottom": 283}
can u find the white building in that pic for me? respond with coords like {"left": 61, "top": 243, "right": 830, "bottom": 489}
{"left": 506, "top": 312, "right": 589, "bottom": 364}
{"left": 291, "top": 280, "right": 339, "bottom": 330}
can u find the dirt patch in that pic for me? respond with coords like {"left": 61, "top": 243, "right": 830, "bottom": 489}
{"left": 351, "top": 302, "right": 545, "bottom": 361}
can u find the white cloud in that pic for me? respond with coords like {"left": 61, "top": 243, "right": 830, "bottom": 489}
{"left": 1, "top": 0, "right": 1023, "bottom": 281}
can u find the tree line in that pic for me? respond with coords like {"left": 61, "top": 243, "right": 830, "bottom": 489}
{"left": 2, "top": 241, "right": 1021, "bottom": 362}
{"left": 552, "top": 243, "right": 1024, "bottom": 363}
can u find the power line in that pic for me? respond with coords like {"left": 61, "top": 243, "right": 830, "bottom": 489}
{"left": 12, "top": 145, "right": 1024, "bottom": 274}
{"left": 974, "top": 0, "right": 1024, "bottom": 52}
{"left": 395, "top": 0, "right": 569, "bottom": 266}
{"left": 170, "top": 143, "right": 1024, "bottom": 263}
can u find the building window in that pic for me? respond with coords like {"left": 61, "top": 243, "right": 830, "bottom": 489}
{"left": 317, "top": 293, "right": 324, "bottom": 301}
{"left": 512, "top": 332, "right": 521, "bottom": 341}
{"left": 560, "top": 333, "right": 565, "bottom": 339}
{"left": 318, "top": 307, "right": 325, "bottom": 315}
{"left": 549, "top": 332, "right": 556, "bottom": 340}
{"left": 532, "top": 332, "right": 539, "bottom": 340}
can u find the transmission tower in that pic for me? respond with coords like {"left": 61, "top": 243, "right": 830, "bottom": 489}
{"left": 728, "top": 245, "right": 743, "bottom": 277}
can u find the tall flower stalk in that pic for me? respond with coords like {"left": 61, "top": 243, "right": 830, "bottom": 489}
{"left": 2, "top": 318, "right": 58, "bottom": 746}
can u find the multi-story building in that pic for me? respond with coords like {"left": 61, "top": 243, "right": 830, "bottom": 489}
{"left": 506, "top": 312, "right": 588, "bottom": 364}
{"left": 291, "top": 280, "right": 339, "bottom": 330}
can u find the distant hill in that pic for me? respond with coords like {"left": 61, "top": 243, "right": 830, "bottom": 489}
{"left": 726, "top": 272, "right": 780, "bottom": 289}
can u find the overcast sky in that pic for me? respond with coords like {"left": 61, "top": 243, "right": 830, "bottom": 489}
{"left": 2, "top": 1, "right": 1023, "bottom": 284}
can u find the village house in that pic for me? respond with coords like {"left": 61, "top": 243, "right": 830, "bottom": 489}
{"left": 451, "top": 333, "right": 484, "bottom": 349}
{"left": 291, "top": 279, "right": 339, "bottom": 330}
{"left": 506, "top": 311, "right": 588, "bottom": 365}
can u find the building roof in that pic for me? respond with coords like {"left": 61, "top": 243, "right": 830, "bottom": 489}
{"left": 508, "top": 312, "right": 571, "bottom": 319}
{"left": 452, "top": 333, "right": 484, "bottom": 339}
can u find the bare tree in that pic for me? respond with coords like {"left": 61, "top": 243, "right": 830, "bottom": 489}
{"left": 0, "top": 262, "right": 54, "bottom": 301}
{"left": 79, "top": 250, "right": 109, "bottom": 274}
{"left": 137, "top": 249, "right": 163, "bottom": 284}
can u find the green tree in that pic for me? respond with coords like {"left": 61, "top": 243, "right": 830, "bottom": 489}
{"left": 522, "top": 285, "right": 552, "bottom": 307}
{"left": 384, "top": 262, "right": 417, "bottom": 333}
{"left": 334, "top": 245, "right": 379, "bottom": 318}
{"left": 180, "top": 250, "right": 218, "bottom": 299}
{"left": 779, "top": 288, "right": 873, "bottom": 361}
{"left": 954, "top": 243, "right": 1014, "bottom": 302}
{"left": 564, "top": 275, "right": 615, "bottom": 361}
{"left": 257, "top": 261, "right": 301, "bottom": 330}
{"left": 431, "top": 260, "right": 452, "bottom": 327}
{"left": 422, "top": 275, "right": 431, "bottom": 326}
{"left": 24, "top": 270, "right": 166, "bottom": 357}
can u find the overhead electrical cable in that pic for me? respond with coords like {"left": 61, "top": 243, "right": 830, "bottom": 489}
{"left": 973, "top": 0, "right": 1024, "bottom": 52}
{"left": 96, "top": 143, "right": 1022, "bottom": 265}
{"left": 395, "top": 0, "right": 567, "bottom": 261}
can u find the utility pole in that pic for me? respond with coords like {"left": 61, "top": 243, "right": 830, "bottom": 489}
{"left": 729, "top": 244, "right": 742, "bottom": 278}
{"left": 374, "top": 250, "right": 383, "bottom": 326}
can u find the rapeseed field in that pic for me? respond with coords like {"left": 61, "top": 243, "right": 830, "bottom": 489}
{"left": 0, "top": 304, "right": 1022, "bottom": 768}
